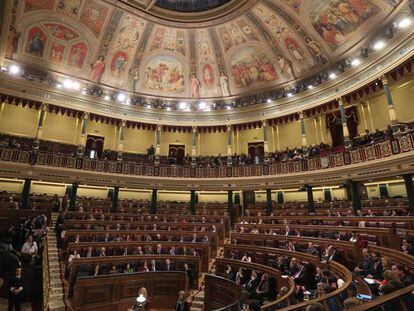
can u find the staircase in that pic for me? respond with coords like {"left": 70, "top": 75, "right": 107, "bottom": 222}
{"left": 191, "top": 290, "right": 204, "bottom": 311}
{"left": 47, "top": 214, "right": 67, "bottom": 311}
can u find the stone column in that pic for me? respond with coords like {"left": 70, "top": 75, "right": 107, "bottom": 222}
{"left": 300, "top": 112, "right": 307, "bottom": 148}
{"left": 79, "top": 112, "right": 88, "bottom": 146}
{"left": 306, "top": 185, "right": 315, "bottom": 213}
{"left": 338, "top": 97, "right": 351, "bottom": 148}
{"left": 191, "top": 126, "right": 197, "bottom": 167}
{"left": 21, "top": 179, "right": 32, "bottom": 209}
{"left": 112, "top": 186, "right": 119, "bottom": 212}
{"left": 350, "top": 181, "right": 362, "bottom": 213}
{"left": 35, "top": 103, "right": 48, "bottom": 139}
{"left": 403, "top": 174, "right": 414, "bottom": 214}
{"left": 266, "top": 189, "right": 272, "bottom": 215}
{"left": 69, "top": 182, "right": 78, "bottom": 211}
{"left": 190, "top": 190, "right": 196, "bottom": 215}
{"left": 150, "top": 189, "right": 158, "bottom": 214}
{"left": 155, "top": 125, "right": 162, "bottom": 165}
{"left": 117, "top": 120, "right": 126, "bottom": 161}
{"left": 263, "top": 120, "right": 269, "bottom": 162}
{"left": 381, "top": 75, "right": 399, "bottom": 134}
{"left": 227, "top": 125, "right": 232, "bottom": 167}
{"left": 228, "top": 190, "right": 234, "bottom": 224}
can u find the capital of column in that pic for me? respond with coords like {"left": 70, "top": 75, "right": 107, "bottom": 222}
{"left": 337, "top": 97, "right": 344, "bottom": 106}
{"left": 41, "top": 103, "right": 48, "bottom": 111}
{"left": 381, "top": 74, "right": 388, "bottom": 86}
{"left": 121, "top": 119, "right": 126, "bottom": 127}
{"left": 192, "top": 126, "right": 197, "bottom": 133}
{"left": 83, "top": 112, "right": 89, "bottom": 120}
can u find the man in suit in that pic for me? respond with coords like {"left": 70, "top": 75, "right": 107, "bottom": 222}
{"left": 306, "top": 242, "right": 319, "bottom": 256}
{"left": 289, "top": 258, "right": 312, "bottom": 289}
{"left": 322, "top": 245, "right": 341, "bottom": 262}
{"left": 245, "top": 270, "right": 260, "bottom": 293}
{"left": 8, "top": 267, "right": 24, "bottom": 311}
{"left": 367, "top": 252, "right": 383, "bottom": 280}
{"left": 164, "top": 259, "right": 175, "bottom": 271}
{"left": 156, "top": 244, "right": 163, "bottom": 255}
{"left": 354, "top": 248, "right": 374, "bottom": 277}
{"left": 225, "top": 265, "right": 236, "bottom": 282}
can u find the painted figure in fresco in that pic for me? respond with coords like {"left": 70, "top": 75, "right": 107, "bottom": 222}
{"left": 219, "top": 72, "right": 230, "bottom": 97}
{"left": 50, "top": 43, "right": 64, "bottom": 63}
{"left": 202, "top": 64, "right": 214, "bottom": 87}
{"left": 312, "top": 0, "right": 379, "bottom": 48}
{"left": 142, "top": 61, "right": 184, "bottom": 93}
{"left": 231, "top": 49, "right": 277, "bottom": 88}
{"left": 27, "top": 32, "right": 45, "bottom": 57}
{"left": 57, "top": 0, "right": 82, "bottom": 16}
{"left": 128, "top": 66, "right": 139, "bottom": 92}
{"left": 90, "top": 55, "right": 105, "bottom": 82}
{"left": 190, "top": 74, "right": 201, "bottom": 98}
{"left": 305, "top": 37, "right": 328, "bottom": 65}
{"left": 277, "top": 55, "right": 295, "bottom": 80}
{"left": 68, "top": 43, "right": 87, "bottom": 68}
{"left": 112, "top": 54, "right": 128, "bottom": 76}
{"left": 286, "top": 39, "right": 305, "bottom": 62}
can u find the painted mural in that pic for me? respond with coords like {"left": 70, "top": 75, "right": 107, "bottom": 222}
{"left": 141, "top": 55, "right": 185, "bottom": 93}
{"left": 24, "top": 0, "right": 55, "bottom": 12}
{"left": 310, "top": 0, "right": 381, "bottom": 50}
{"left": 67, "top": 42, "right": 87, "bottom": 68}
{"left": 44, "top": 24, "right": 79, "bottom": 41}
{"left": 196, "top": 29, "right": 221, "bottom": 97}
{"left": 80, "top": 0, "right": 110, "bottom": 37}
{"left": 230, "top": 47, "right": 278, "bottom": 88}
{"left": 10, "top": 0, "right": 402, "bottom": 99}
{"left": 49, "top": 42, "right": 65, "bottom": 63}
{"left": 25, "top": 26, "right": 47, "bottom": 58}
{"left": 149, "top": 27, "right": 186, "bottom": 56}
{"left": 57, "top": 0, "right": 83, "bottom": 17}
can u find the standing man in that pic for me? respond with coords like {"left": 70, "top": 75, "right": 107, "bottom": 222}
{"left": 8, "top": 267, "right": 23, "bottom": 311}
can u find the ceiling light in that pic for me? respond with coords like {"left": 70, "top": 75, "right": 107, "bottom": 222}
{"left": 198, "top": 102, "right": 207, "bottom": 110}
{"left": 166, "top": 107, "right": 171, "bottom": 111}
{"left": 205, "top": 107, "right": 211, "bottom": 111}
{"left": 307, "top": 85, "right": 314, "bottom": 89}
{"left": 287, "top": 93, "right": 293, "bottom": 97}
{"left": 104, "top": 95, "right": 110, "bottom": 100}
{"left": 72, "top": 81, "right": 81, "bottom": 90}
{"left": 329, "top": 73, "right": 337, "bottom": 80}
{"left": 351, "top": 59, "right": 361, "bottom": 67}
{"left": 146, "top": 104, "right": 151, "bottom": 108}
{"left": 1, "top": 66, "right": 8, "bottom": 72}
{"left": 398, "top": 18, "right": 411, "bottom": 28}
{"left": 81, "top": 89, "right": 87, "bottom": 94}
{"left": 373, "top": 41, "right": 385, "bottom": 50}
{"left": 179, "top": 102, "right": 187, "bottom": 110}
{"left": 117, "top": 93, "right": 126, "bottom": 102}
{"left": 63, "top": 79, "right": 73, "bottom": 89}
{"left": 267, "top": 99, "right": 272, "bottom": 103}
{"left": 56, "top": 84, "right": 62, "bottom": 89}
{"left": 9, "top": 65, "right": 20, "bottom": 75}
{"left": 226, "top": 105, "right": 232, "bottom": 110}
{"left": 125, "top": 99, "right": 131, "bottom": 105}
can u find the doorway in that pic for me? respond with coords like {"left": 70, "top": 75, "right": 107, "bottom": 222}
{"left": 85, "top": 135, "right": 105, "bottom": 159}
{"left": 248, "top": 142, "right": 264, "bottom": 164}
{"left": 168, "top": 144, "right": 185, "bottom": 165}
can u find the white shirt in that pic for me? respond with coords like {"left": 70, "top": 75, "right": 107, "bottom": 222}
{"left": 21, "top": 241, "right": 38, "bottom": 255}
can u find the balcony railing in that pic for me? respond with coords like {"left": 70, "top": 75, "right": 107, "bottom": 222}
{"left": 1, "top": 132, "right": 413, "bottom": 178}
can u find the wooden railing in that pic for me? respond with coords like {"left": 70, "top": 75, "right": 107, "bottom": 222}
{"left": 42, "top": 236, "right": 50, "bottom": 311}
{"left": 1, "top": 132, "right": 413, "bottom": 178}
{"left": 204, "top": 274, "right": 243, "bottom": 311}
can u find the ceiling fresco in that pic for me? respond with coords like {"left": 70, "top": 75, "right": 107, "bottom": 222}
{"left": 5, "top": 0, "right": 404, "bottom": 100}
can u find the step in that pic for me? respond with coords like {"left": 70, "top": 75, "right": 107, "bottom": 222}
{"left": 192, "top": 300, "right": 204, "bottom": 306}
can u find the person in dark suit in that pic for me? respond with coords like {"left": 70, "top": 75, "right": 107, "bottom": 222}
{"left": 289, "top": 258, "right": 313, "bottom": 289}
{"left": 225, "top": 265, "right": 236, "bottom": 282}
{"left": 183, "top": 263, "right": 194, "bottom": 288}
{"left": 354, "top": 248, "right": 374, "bottom": 277}
{"left": 175, "top": 291, "right": 189, "bottom": 311}
{"left": 367, "top": 252, "right": 383, "bottom": 280}
{"left": 322, "top": 245, "right": 341, "bottom": 262}
{"left": 164, "top": 259, "right": 175, "bottom": 271}
{"left": 8, "top": 267, "right": 24, "bottom": 311}
{"left": 245, "top": 270, "right": 261, "bottom": 293}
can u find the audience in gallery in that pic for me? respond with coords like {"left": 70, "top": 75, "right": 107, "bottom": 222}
{"left": 0, "top": 123, "right": 412, "bottom": 168}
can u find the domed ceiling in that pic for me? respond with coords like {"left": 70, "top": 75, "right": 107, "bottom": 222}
{"left": 6, "top": 0, "right": 404, "bottom": 101}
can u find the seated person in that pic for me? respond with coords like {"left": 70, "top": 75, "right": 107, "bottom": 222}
{"left": 354, "top": 248, "right": 374, "bottom": 277}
